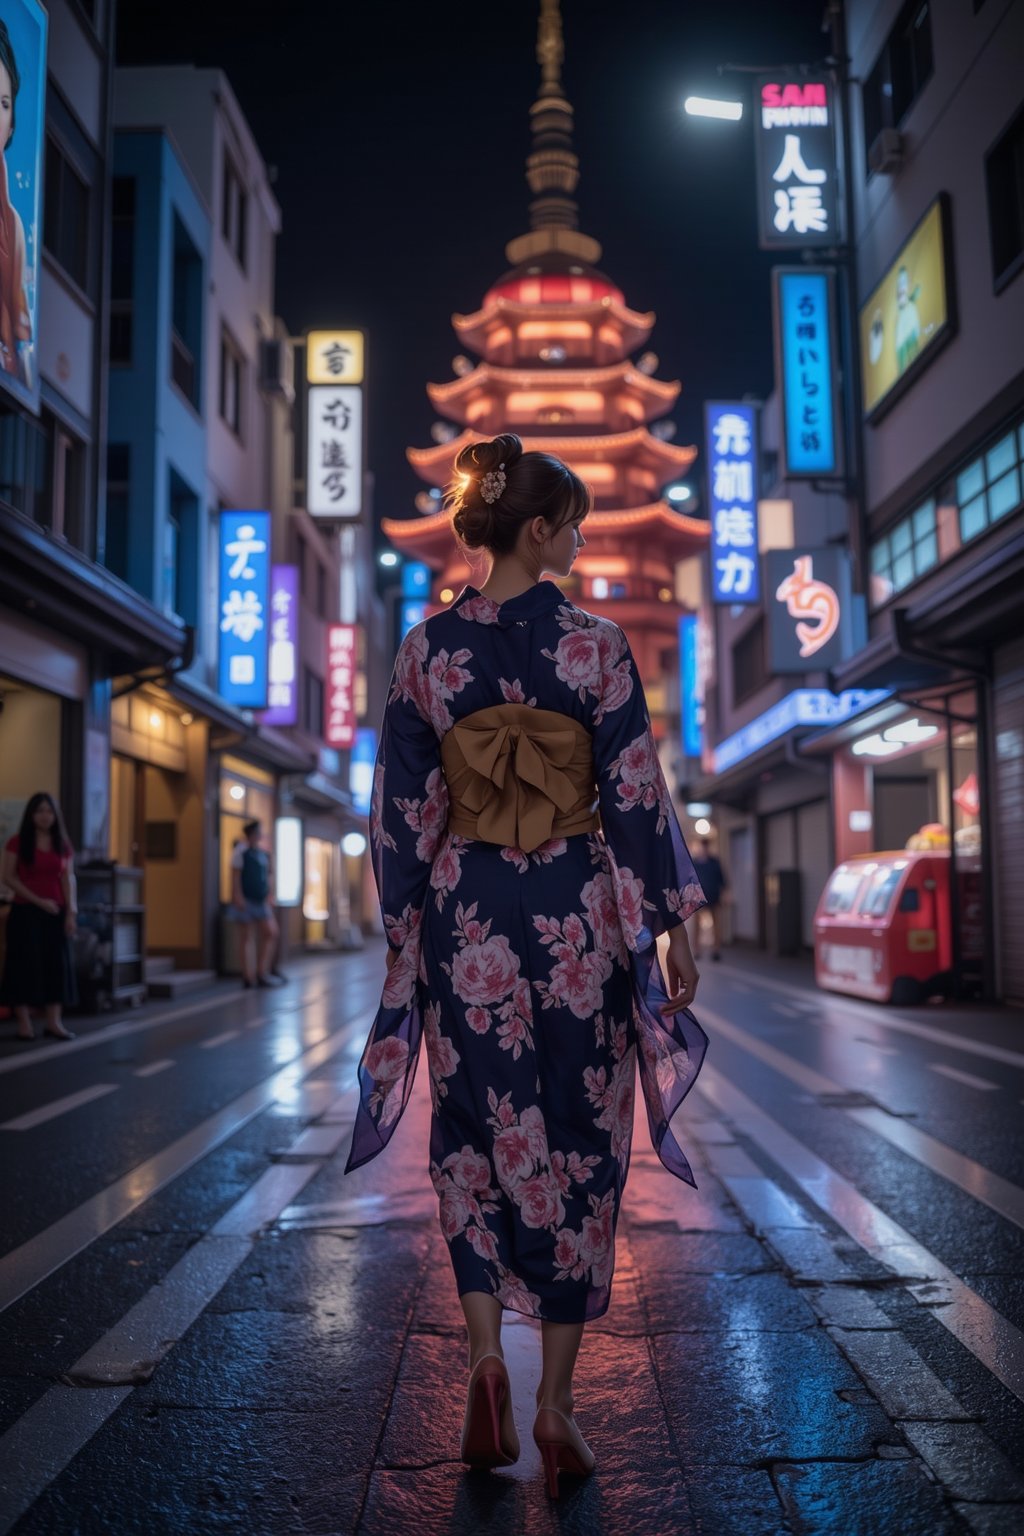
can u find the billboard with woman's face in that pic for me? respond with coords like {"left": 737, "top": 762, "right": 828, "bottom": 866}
{"left": 0, "top": 0, "right": 46, "bottom": 414}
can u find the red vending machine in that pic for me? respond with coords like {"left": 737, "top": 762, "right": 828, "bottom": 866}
{"left": 814, "top": 850, "right": 954, "bottom": 1005}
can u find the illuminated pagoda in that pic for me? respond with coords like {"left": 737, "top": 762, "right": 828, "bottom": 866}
{"left": 383, "top": 0, "right": 708, "bottom": 728}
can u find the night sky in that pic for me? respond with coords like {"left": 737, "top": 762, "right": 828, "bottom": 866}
{"left": 116, "top": 0, "right": 829, "bottom": 532}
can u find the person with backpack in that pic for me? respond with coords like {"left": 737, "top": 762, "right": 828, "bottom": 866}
{"left": 230, "top": 819, "right": 283, "bottom": 989}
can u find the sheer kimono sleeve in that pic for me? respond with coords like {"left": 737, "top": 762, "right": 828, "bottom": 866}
{"left": 370, "top": 626, "right": 449, "bottom": 952}
{"left": 592, "top": 623, "right": 706, "bottom": 952}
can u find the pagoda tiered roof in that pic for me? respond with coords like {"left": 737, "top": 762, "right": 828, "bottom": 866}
{"left": 452, "top": 296, "right": 654, "bottom": 358}
{"left": 407, "top": 426, "right": 696, "bottom": 489}
{"left": 427, "top": 360, "right": 680, "bottom": 427}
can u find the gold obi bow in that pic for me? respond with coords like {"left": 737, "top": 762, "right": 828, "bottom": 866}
{"left": 442, "top": 703, "right": 599, "bottom": 853}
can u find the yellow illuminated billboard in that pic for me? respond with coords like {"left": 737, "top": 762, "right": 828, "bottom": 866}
{"left": 306, "top": 330, "right": 365, "bottom": 385}
{"left": 859, "top": 196, "right": 955, "bottom": 420}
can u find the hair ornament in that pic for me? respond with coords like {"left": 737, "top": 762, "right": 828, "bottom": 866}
{"left": 479, "top": 463, "right": 506, "bottom": 505}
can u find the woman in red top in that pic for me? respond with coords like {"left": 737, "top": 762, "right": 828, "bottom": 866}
{"left": 0, "top": 792, "right": 77, "bottom": 1040}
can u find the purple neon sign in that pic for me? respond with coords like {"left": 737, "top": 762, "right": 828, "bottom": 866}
{"left": 260, "top": 564, "right": 299, "bottom": 726}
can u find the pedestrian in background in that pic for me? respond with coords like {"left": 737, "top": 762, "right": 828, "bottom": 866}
{"left": 345, "top": 434, "right": 707, "bottom": 1496}
{"left": 691, "top": 836, "right": 727, "bottom": 961}
{"left": 0, "top": 792, "right": 77, "bottom": 1040}
{"left": 229, "top": 819, "right": 282, "bottom": 989}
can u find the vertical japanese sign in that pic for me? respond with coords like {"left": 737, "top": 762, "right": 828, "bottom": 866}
{"left": 261, "top": 564, "right": 299, "bottom": 725}
{"left": 0, "top": 1, "right": 46, "bottom": 414}
{"left": 705, "top": 402, "right": 759, "bottom": 605}
{"left": 774, "top": 268, "right": 841, "bottom": 477}
{"left": 679, "top": 614, "right": 703, "bottom": 757}
{"left": 326, "top": 623, "right": 357, "bottom": 748}
{"left": 218, "top": 511, "right": 270, "bottom": 708}
{"left": 306, "top": 329, "right": 365, "bottom": 519}
{"left": 753, "top": 74, "right": 839, "bottom": 250}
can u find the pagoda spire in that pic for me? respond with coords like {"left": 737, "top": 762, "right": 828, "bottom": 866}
{"left": 506, "top": 0, "right": 602, "bottom": 266}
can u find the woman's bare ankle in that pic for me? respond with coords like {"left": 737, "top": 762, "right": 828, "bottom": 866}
{"left": 535, "top": 1387, "right": 574, "bottom": 1416}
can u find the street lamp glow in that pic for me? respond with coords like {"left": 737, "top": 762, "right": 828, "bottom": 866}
{"left": 684, "top": 95, "right": 743, "bottom": 123}
{"left": 666, "top": 482, "right": 692, "bottom": 503}
{"left": 378, "top": 550, "right": 399, "bottom": 568}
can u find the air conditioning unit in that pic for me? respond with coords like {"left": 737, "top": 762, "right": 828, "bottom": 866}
{"left": 868, "top": 128, "right": 904, "bottom": 177}
{"left": 258, "top": 337, "right": 295, "bottom": 403}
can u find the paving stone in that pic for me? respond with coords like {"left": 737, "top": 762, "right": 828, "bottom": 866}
{"left": 686, "top": 1465, "right": 788, "bottom": 1536}
{"left": 380, "top": 1333, "right": 467, "bottom": 1468}
{"left": 826, "top": 1326, "right": 974, "bottom": 1422}
{"left": 653, "top": 1327, "right": 894, "bottom": 1466}
{"left": 628, "top": 1228, "right": 775, "bottom": 1276}
{"left": 804, "top": 1285, "right": 896, "bottom": 1332}
{"left": 721, "top": 1176, "right": 820, "bottom": 1232}
{"left": 953, "top": 1502, "right": 1024, "bottom": 1535}
{"left": 14, "top": 1406, "right": 367, "bottom": 1535}
{"left": 763, "top": 1229, "right": 859, "bottom": 1285}
{"left": 641, "top": 1268, "right": 818, "bottom": 1335}
{"left": 207, "top": 1224, "right": 429, "bottom": 1319}
{"left": 142, "top": 1309, "right": 407, "bottom": 1425}
{"left": 773, "top": 1457, "right": 966, "bottom": 1535}
{"left": 898, "top": 1420, "right": 1024, "bottom": 1502}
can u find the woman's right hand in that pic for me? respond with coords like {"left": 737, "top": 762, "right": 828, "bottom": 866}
{"left": 38, "top": 898, "right": 60, "bottom": 916}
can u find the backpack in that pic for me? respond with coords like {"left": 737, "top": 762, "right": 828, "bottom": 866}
{"left": 240, "top": 846, "right": 269, "bottom": 902}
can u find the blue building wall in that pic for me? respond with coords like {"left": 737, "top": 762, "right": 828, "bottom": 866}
{"left": 107, "top": 131, "right": 210, "bottom": 651}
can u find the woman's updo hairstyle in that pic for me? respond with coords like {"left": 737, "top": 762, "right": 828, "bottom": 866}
{"left": 447, "top": 433, "right": 591, "bottom": 556}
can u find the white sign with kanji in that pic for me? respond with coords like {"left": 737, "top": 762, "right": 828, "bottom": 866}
{"left": 307, "top": 385, "right": 363, "bottom": 519}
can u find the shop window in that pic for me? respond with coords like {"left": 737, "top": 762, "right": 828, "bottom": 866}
{"left": 863, "top": 0, "right": 933, "bottom": 163}
{"left": 105, "top": 444, "right": 130, "bottom": 580}
{"left": 44, "top": 137, "right": 90, "bottom": 293}
{"left": 222, "top": 149, "right": 248, "bottom": 272}
{"left": 171, "top": 214, "right": 202, "bottom": 410}
{"left": 956, "top": 425, "right": 1023, "bottom": 544}
{"left": 109, "top": 177, "right": 135, "bottom": 365}
{"left": 732, "top": 617, "right": 767, "bottom": 706}
{"left": 219, "top": 325, "right": 245, "bottom": 438}
{"left": 51, "top": 424, "right": 86, "bottom": 549}
{"left": 985, "top": 104, "right": 1024, "bottom": 292}
{"left": 0, "top": 404, "right": 50, "bottom": 524}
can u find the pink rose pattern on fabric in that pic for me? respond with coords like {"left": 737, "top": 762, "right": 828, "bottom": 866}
{"left": 349, "top": 584, "right": 708, "bottom": 1324}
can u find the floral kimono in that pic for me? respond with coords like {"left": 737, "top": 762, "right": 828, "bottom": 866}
{"left": 345, "top": 581, "right": 708, "bottom": 1322}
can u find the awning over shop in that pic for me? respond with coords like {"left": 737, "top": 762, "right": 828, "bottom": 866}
{"left": 0, "top": 505, "right": 187, "bottom": 674}
{"left": 282, "top": 771, "right": 355, "bottom": 817}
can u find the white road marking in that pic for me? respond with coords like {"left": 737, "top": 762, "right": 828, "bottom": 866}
{"left": 928, "top": 1061, "right": 999, "bottom": 1092}
{"left": 199, "top": 1029, "right": 241, "bottom": 1050}
{"left": 736, "top": 968, "right": 1024, "bottom": 1071}
{"left": 132, "top": 1060, "right": 174, "bottom": 1078}
{"left": 698, "top": 1002, "right": 1024, "bottom": 1232}
{"left": 0, "top": 1106, "right": 355, "bottom": 1532}
{"left": 699, "top": 1063, "right": 1024, "bottom": 1404}
{"left": 0, "top": 1084, "right": 118, "bottom": 1133}
{"left": 0, "top": 1011, "right": 372, "bottom": 1313}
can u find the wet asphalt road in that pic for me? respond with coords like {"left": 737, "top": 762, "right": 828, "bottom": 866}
{"left": 0, "top": 945, "right": 1022, "bottom": 1534}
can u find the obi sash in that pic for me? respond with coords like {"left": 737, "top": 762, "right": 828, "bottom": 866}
{"left": 442, "top": 703, "right": 599, "bottom": 853}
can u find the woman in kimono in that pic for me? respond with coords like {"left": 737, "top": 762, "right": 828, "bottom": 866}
{"left": 345, "top": 434, "right": 707, "bottom": 1496}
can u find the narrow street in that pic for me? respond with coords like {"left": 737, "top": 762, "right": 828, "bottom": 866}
{"left": 1, "top": 948, "right": 1022, "bottom": 1534}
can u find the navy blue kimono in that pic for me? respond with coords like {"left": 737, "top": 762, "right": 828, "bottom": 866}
{"left": 345, "top": 581, "right": 708, "bottom": 1321}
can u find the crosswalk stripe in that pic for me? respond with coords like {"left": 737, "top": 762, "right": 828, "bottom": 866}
{"left": 697, "top": 1063, "right": 1024, "bottom": 1404}
{"left": 133, "top": 1060, "right": 175, "bottom": 1078}
{"left": 199, "top": 1029, "right": 242, "bottom": 1050}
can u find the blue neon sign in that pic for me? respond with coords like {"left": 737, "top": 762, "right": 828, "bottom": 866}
{"left": 713, "top": 688, "right": 890, "bottom": 774}
{"left": 679, "top": 615, "right": 703, "bottom": 758}
{"left": 705, "top": 401, "right": 759, "bottom": 605}
{"left": 401, "top": 561, "right": 431, "bottom": 599}
{"left": 777, "top": 269, "right": 839, "bottom": 477}
{"left": 218, "top": 510, "right": 271, "bottom": 708}
{"left": 350, "top": 727, "right": 376, "bottom": 816}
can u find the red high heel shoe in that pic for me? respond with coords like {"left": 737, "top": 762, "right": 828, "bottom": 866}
{"left": 533, "top": 1406, "right": 595, "bottom": 1498}
{"left": 460, "top": 1354, "right": 519, "bottom": 1468}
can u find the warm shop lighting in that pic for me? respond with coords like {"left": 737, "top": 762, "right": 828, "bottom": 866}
{"left": 440, "top": 587, "right": 454, "bottom": 603}
{"left": 149, "top": 711, "right": 162, "bottom": 729}
{"left": 180, "top": 712, "right": 194, "bottom": 726}
{"left": 342, "top": 831, "right": 367, "bottom": 857}
{"left": 378, "top": 551, "right": 400, "bottom": 568}
{"left": 684, "top": 95, "right": 744, "bottom": 122}
{"left": 694, "top": 817, "right": 712, "bottom": 836}
{"left": 229, "top": 783, "right": 246, "bottom": 800}
{"left": 658, "top": 587, "right": 673, "bottom": 602}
